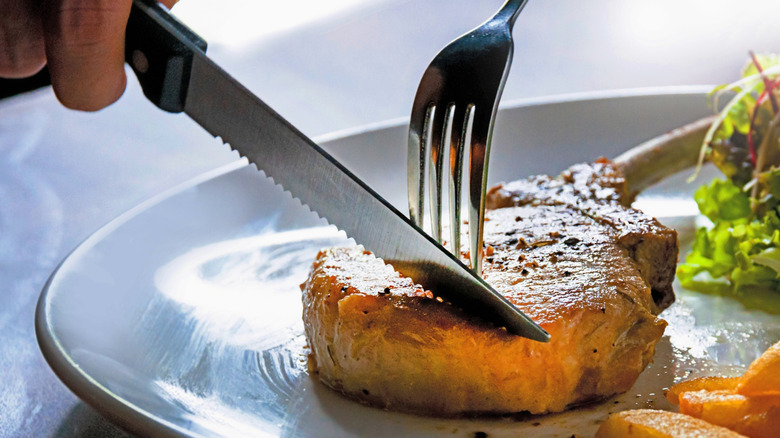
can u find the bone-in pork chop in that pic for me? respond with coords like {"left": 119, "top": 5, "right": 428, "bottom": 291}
{"left": 301, "top": 159, "right": 676, "bottom": 416}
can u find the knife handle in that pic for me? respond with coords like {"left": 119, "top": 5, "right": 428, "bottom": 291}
{"left": 126, "top": 0, "right": 207, "bottom": 113}
{"left": 0, "top": 1, "right": 207, "bottom": 111}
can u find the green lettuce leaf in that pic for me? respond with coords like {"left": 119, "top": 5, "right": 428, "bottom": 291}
{"left": 678, "top": 178, "right": 780, "bottom": 293}
{"left": 693, "top": 178, "right": 751, "bottom": 222}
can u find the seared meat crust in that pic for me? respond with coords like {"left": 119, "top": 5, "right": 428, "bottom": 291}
{"left": 301, "top": 159, "right": 675, "bottom": 416}
{"left": 486, "top": 158, "right": 677, "bottom": 310}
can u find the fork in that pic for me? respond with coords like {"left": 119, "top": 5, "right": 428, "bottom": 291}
{"left": 407, "top": 0, "right": 528, "bottom": 276}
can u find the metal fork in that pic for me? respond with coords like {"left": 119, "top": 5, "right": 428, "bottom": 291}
{"left": 408, "top": 0, "right": 528, "bottom": 276}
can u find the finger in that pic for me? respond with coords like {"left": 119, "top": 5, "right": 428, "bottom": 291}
{"left": 43, "top": 0, "right": 132, "bottom": 111}
{"left": 0, "top": 0, "right": 46, "bottom": 78}
{"left": 160, "top": 0, "right": 179, "bottom": 9}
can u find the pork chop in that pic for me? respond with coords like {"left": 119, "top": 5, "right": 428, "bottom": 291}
{"left": 301, "top": 158, "right": 676, "bottom": 416}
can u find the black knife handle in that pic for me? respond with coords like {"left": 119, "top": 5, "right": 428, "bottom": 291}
{"left": 126, "top": 0, "right": 207, "bottom": 113}
{"left": 0, "top": 0, "right": 207, "bottom": 112}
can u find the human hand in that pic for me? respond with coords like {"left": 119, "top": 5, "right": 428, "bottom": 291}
{"left": 0, "top": 0, "right": 178, "bottom": 111}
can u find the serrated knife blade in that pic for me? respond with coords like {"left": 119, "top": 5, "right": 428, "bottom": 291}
{"left": 126, "top": 0, "right": 548, "bottom": 342}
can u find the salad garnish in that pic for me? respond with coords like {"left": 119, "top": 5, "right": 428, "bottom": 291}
{"left": 678, "top": 53, "right": 780, "bottom": 293}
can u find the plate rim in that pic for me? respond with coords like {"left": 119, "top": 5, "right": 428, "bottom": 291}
{"left": 35, "top": 86, "right": 712, "bottom": 438}
{"left": 314, "top": 84, "right": 712, "bottom": 144}
{"left": 34, "top": 161, "right": 254, "bottom": 438}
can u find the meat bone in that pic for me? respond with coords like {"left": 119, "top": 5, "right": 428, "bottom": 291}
{"left": 614, "top": 115, "right": 716, "bottom": 198}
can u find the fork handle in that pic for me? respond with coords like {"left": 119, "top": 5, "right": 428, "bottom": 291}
{"left": 493, "top": 0, "right": 529, "bottom": 28}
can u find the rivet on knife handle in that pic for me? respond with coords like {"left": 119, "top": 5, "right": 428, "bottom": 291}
{"left": 125, "top": 0, "right": 207, "bottom": 113}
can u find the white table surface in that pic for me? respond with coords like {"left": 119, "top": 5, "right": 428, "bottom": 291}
{"left": 2, "top": 0, "right": 780, "bottom": 436}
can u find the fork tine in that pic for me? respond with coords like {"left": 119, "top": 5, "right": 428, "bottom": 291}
{"left": 426, "top": 107, "right": 451, "bottom": 243}
{"left": 428, "top": 103, "right": 449, "bottom": 243}
{"left": 468, "top": 106, "right": 496, "bottom": 275}
{"left": 408, "top": 101, "right": 432, "bottom": 228}
{"left": 447, "top": 104, "right": 470, "bottom": 256}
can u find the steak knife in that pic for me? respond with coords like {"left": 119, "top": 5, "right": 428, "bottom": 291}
{"left": 125, "top": 0, "right": 548, "bottom": 341}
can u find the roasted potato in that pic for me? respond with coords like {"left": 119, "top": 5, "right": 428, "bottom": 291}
{"left": 678, "top": 390, "right": 780, "bottom": 438}
{"left": 595, "top": 409, "right": 746, "bottom": 437}
{"left": 666, "top": 376, "right": 741, "bottom": 405}
{"left": 737, "top": 340, "right": 780, "bottom": 397}
{"left": 624, "top": 340, "right": 780, "bottom": 437}
{"left": 736, "top": 405, "right": 780, "bottom": 438}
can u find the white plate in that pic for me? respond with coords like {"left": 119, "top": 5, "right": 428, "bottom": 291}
{"left": 37, "top": 89, "right": 780, "bottom": 437}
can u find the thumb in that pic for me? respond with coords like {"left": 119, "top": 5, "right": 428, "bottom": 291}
{"left": 43, "top": 0, "right": 132, "bottom": 111}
